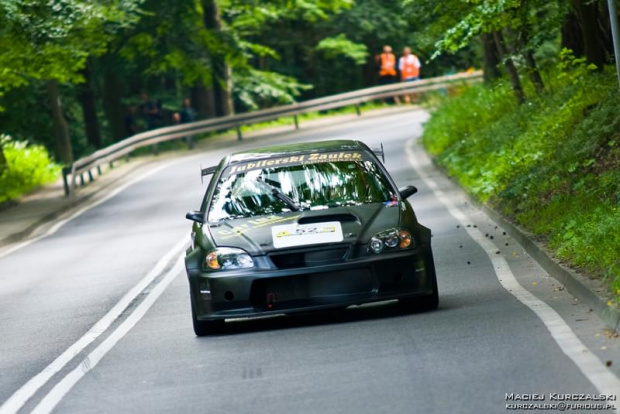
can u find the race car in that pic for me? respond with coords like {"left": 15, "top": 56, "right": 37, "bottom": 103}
{"left": 185, "top": 140, "right": 438, "bottom": 336}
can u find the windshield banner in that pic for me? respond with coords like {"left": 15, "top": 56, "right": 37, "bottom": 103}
{"left": 225, "top": 151, "right": 370, "bottom": 176}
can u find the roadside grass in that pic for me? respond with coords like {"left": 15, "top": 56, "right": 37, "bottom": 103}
{"left": 422, "top": 68, "right": 620, "bottom": 304}
{"left": 0, "top": 136, "right": 60, "bottom": 204}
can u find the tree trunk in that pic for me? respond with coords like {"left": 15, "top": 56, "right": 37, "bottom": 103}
{"left": 78, "top": 61, "right": 102, "bottom": 148}
{"left": 573, "top": 0, "right": 606, "bottom": 69}
{"left": 523, "top": 50, "right": 545, "bottom": 94}
{"left": 561, "top": 9, "right": 585, "bottom": 56}
{"left": 493, "top": 31, "right": 526, "bottom": 104}
{"left": 212, "top": 63, "right": 234, "bottom": 116}
{"left": 482, "top": 33, "right": 502, "bottom": 84}
{"left": 597, "top": 0, "right": 615, "bottom": 58}
{"left": 191, "top": 82, "right": 216, "bottom": 119}
{"left": 0, "top": 141, "right": 7, "bottom": 173}
{"left": 47, "top": 80, "right": 73, "bottom": 164}
{"left": 203, "top": 0, "right": 234, "bottom": 116}
{"left": 102, "top": 71, "right": 126, "bottom": 141}
{"left": 517, "top": 27, "right": 545, "bottom": 94}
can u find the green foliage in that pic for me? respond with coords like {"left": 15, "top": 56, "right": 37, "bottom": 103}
{"left": 556, "top": 48, "right": 598, "bottom": 84}
{"left": 0, "top": 0, "right": 143, "bottom": 93}
{"left": 0, "top": 135, "right": 60, "bottom": 203}
{"left": 408, "top": 0, "right": 563, "bottom": 61}
{"left": 423, "top": 67, "right": 620, "bottom": 303}
{"left": 316, "top": 34, "right": 368, "bottom": 65}
{"left": 233, "top": 69, "right": 312, "bottom": 110}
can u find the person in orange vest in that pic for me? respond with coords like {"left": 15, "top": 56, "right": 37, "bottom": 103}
{"left": 398, "top": 47, "right": 422, "bottom": 103}
{"left": 376, "top": 45, "right": 400, "bottom": 104}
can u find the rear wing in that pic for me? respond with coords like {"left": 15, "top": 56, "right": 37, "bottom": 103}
{"left": 372, "top": 143, "right": 385, "bottom": 163}
{"left": 200, "top": 165, "right": 217, "bottom": 184}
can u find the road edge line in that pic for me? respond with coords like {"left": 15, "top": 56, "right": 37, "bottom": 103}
{"left": 450, "top": 182, "right": 620, "bottom": 331}
{"left": 405, "top": 138, "right": 620, "bottom": 396}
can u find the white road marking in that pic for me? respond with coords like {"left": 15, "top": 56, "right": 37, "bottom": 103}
{"left": 405, "top": 138, "right": 620, "bottom": 396}
{"left": 0, "top": 237, "right": 188, "bottom": 414}
{"left": 0, "top": 160, "right": 180, "bottom": 260}
{"left": 31, "top": 256, "right": 185, "bottom": 414}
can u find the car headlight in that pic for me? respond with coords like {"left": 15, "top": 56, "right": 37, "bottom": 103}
{"left": 368, "top": 228, "right": 414, "bottom": 253}
{"left": 205, "top": 248, "right": 254, "bottom": 270}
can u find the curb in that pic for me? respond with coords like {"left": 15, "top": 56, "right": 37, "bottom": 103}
{"left": 429, "top": 157, "right": 620, "bottom": 331}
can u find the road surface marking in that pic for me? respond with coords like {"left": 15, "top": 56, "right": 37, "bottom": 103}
{"left": 0, "top": 160, "right": 181, "bottom": 260}
{"left": 30, "top": 256, "right": 185, "bottom": 414}
{"left": 0, "top": 236, "right": 187, "bottom": 414}
{"left": 406, "top": 138, "right": 620, "bottom": 396}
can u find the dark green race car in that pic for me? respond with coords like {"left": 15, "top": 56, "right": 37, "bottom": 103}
{"left": 185, "top": 140, "right": 438, "bottom": 336}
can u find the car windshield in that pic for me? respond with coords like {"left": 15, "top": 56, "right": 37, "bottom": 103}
{"left": 208, "top": 153, "right": 396, "bottom": 222}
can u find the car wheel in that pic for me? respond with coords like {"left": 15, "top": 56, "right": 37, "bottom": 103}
{"left": 190, "top": 294, "right": 224, "bottom": 336}
{"left": 399, "top": 272, "right": 439, "bottom": 312}
{"left": 192, "top": 316, "right": 224, "bottom": 337}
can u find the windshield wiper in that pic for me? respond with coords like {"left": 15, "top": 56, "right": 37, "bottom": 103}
{"left": 256, "top": 178, "right": 300, "bottom": 212}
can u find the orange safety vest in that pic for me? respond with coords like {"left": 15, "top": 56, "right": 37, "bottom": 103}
{"left": 400, "top": 55, "right": 420, "bottom": 80}
{"left": 379, "top": 53, "right": 397, "bottom": 76}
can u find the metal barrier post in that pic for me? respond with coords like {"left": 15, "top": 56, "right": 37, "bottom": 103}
{"left": 355, "top": 104, "right": 361, "bottom": 116}
{"left": 88, "top": 170, "right": 94, "bottom": 182}
{"left": 62, "top": 167, "right": 71, "bottom": 197}
{"left": 97, "top": 165, "right": 102, "bottom": 175}
{"left": 294, "top": 115, "right": 299, "bottom": 130}
{"left": 187, "top": 135, "right": 194, "bottom": 150}
{"left": 79, "top": 173, "right": 85, "bottom": 186}
{"left": 236, "top": 126, "right": 243, "bottom": 141}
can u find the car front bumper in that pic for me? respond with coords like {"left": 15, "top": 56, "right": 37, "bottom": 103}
{"left": 186, "top": 246, "right": 436, "bottom": 321}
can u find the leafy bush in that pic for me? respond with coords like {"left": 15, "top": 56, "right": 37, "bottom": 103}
{"left": 422, "top": 62, "right": 620, "bottom": 304}
{"left": 0, "top": 135, "right": 60, "bottom": 203}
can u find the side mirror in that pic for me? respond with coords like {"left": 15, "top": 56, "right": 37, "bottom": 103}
{"left": 399, "top": 185, "right": 418, "bottom": 199}
{"left": 186, "top": 210, "right": 205, "bottom": 223}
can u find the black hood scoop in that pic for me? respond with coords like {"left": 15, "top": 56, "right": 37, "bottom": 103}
{"left": 297, "top": 213, "right": 359, "bottom": 225}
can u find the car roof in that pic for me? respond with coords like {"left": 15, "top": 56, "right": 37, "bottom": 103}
{"left": 227, "top": 140, "right": 369, "bottom": 164}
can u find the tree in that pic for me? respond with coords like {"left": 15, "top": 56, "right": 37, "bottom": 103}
{"left": 203, "top": 0, "right": 234, "bottom": 116}
{"left": 0, "top": 0, "right": 143, "bottom": 163}
{"left": 78, "top": 60, "right": 102, "bottom": 149}
{"left": 494, "top": 30, "right": 526, "bottom": 103}
{"left": 573, "top": 0, "right": 606, "bottom": 69}
{"left": 482, "top": 33, "right": 502, "bottom": 83}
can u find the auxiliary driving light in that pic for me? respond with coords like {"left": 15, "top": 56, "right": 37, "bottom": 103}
{"left": 385, "top": 232, "right": 399, "bottom": 248}
{"left": 370, "top": 237, "right": 384, "bottom": 254}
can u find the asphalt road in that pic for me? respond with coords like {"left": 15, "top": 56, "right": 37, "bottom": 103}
{"left": 1, "top": 109, "right": 619, "bottom": 414}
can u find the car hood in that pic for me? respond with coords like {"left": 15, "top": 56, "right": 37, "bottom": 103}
{"left": 208, "top": 203, "right": 401, "bottom": 255}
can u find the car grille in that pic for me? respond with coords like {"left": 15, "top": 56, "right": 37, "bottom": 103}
{"left": 249, "top": 268, "right": 373, "bottom": 310}
{"left": 269, "top": 244, "right": 350, "bottom": 269}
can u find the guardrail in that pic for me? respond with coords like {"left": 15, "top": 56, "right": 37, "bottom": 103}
{"left": 62, "top": 70, "right": 483, "bottom": 196}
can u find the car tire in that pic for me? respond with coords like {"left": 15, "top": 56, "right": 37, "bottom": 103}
{"left": 192, "top": 317, "right": 224, "bottom": 337}
{"left": 191, "top": 294, "right": 224, "bottom": 336}
{"left": 399, "top": 271, "right": 439, "bottom": 312}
